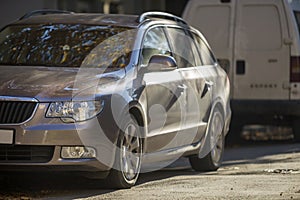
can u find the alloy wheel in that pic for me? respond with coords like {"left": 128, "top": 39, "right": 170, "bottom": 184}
{"left": 120, "top": 122, "right": 142, "bottom": 182}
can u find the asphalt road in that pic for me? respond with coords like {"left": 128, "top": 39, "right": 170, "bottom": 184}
{"left": 0, "top": 141, "right": 299, "bottom": 200}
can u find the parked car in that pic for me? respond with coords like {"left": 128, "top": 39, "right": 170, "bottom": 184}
{"left": 0, "top": 10, "right": 231, "bottom": 188}
{"left": 183, "top": 0, "right": 300, "bottom": 142}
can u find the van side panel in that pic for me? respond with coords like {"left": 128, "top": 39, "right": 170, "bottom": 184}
{"left": 234, "top": 0, "right": 290, "bottom": 100}
{"left": 183, "top": 0, "right": 300, "bottom": 141}
{"left": 183, "top": 0, "right": 291, "bottom": 100}
{"left": 182, "top": 0, "right": 235, "bottom": 87}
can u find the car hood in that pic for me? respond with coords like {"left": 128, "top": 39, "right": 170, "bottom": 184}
{"left": 0, "top": 65, "right": 126, "bottom": 102}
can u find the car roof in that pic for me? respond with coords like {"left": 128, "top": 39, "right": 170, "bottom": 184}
{"left": 12, "top": 13, "right": 140, "bottom": 28}
{"left": 10, "top": 11, "right": 190, "bottom": 30}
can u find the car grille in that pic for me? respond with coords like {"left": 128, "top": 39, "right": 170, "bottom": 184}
{"left": 0, "top": 101, "right": 37, "bottom": 124}
{"left": 0, "top": 145, "right": 54, "bottom": 163}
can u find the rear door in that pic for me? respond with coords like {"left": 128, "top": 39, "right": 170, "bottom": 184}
{"left": 234, "top": 0, "right": 290, "bottom": 100}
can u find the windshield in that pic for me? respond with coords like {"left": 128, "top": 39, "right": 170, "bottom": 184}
{"left": 0, "top": 24, "right": 135, "bottom": 68}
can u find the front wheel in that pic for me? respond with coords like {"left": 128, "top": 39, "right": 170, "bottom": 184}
{"left": 189, "top": 109, "right": 225, "bottom": 171}
{"left": 107, "top": 115, "right": 143, "bottom": 188}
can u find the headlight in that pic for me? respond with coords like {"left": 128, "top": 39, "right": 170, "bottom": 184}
{"left": 46, "top": 100, "right": 104, "bottom": 122}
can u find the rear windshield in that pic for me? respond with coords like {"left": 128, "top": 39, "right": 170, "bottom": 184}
{"left": 0, "top": 24, "right": 135, "bottom": 68}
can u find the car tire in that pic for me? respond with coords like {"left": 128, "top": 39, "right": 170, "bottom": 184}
{"left": 107, "top": 115, "right": 143, "bottom": 189}
{"left": 292, "top": 119, "right": 300, "bottom": 142}
{"left": 189, "top": 109, "right": 225, "bottom": 171}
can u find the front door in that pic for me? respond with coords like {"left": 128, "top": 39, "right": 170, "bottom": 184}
{"left": 140, "top": 26, "right": 186, "bottom": 153}
{"left": 165, "top": 27, "right": 210, "bottom": 144}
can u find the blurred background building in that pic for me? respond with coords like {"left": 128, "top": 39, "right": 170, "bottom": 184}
{"left": 0, "top": 0, "right": 189, "bottom": 28}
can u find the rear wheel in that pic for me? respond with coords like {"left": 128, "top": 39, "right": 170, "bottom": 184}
{"left": 189, "top": 109, "right": 225, "bottom": 171}
{"left": 107, "top": 115, "right": 143, "bottom": 188}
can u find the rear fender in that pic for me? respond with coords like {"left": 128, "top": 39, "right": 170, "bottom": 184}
{"left": 198, "top": 98, "right": 225, "bottom": 158}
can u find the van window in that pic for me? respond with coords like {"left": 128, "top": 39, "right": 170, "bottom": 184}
{"left": 240, "top": 5, "right": 282, "bottom": 50}
{"left": 140, "top": 27, "right": 171, "bottom": 66}
{"left": 166, "top": 27, "right": 196, "bottom": 68}
{"left": 193, "top": 33, "right": 216, "bottom": 66}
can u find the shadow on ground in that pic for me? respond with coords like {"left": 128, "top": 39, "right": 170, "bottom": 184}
{"left": 0, "top": 141, "right": 299, "bottom": 199}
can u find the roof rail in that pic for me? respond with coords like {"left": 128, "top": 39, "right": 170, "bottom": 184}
{"left": 20, "top": 9, "right": 74, "bottom": 20}
{"left": 138, "top": 11, "right": 188, "bottom": 25}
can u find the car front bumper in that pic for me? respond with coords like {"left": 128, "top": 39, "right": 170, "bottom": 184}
{"left": 0, "top": 102, "right": 119, "bottom": 173}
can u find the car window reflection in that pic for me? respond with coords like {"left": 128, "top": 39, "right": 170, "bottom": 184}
{"left": 0, "top": 24, "right": 134, "bottom": 68}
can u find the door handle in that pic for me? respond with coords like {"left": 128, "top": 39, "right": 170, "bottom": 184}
{"left": 166, "top": 84, "right": 187, "bottom": 112}
{"left": 177, "top": 84, "right": 187, "bottom": 93}
{"left": 201, "top": 81, "right": 213, "bottom": 98}
{"left": 205, "top": 81, "right": 214, "bottom": 87}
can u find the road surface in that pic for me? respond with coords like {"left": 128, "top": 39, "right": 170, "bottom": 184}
{"left": 0, "top": 141, "right": 299, "bottom": 200}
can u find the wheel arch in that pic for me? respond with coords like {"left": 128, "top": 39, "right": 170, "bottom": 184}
{"left": 128, "top": 101, "right": 148, "bottom": 152}
{"left": 210, "top": 98, "right": 226, "bottom": 130}
{"left": 198, "top": 97, "right": 226, "bottom": 156}
{"left": 202, "top": 98, "right": 225, "bottom": 145}
{"left": 129, "top": 103, "right": 145, "bottom": 127}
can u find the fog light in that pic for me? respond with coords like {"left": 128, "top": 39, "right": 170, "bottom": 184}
{"left": 61, "top": 146, "right": 96, "bottom": 159}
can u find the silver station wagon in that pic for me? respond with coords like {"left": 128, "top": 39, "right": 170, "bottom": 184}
{"left": 0, "top": 10, "right": 231, "bottom": 188}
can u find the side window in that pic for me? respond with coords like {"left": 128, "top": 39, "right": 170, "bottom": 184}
{"left": 189, "top": 32, "right": 202, "bottom": 66}
{"left": 193, "top": 33, "right": 216, "bottom": 66}
{"left": 166, "top": 28, "right": 196, "bottom": 68}
{"left": 140, "top": 27, "right": 171, "bottom": 66}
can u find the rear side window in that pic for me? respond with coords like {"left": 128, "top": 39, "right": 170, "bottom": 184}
{"left": 193, "top": 33, "right": 216, "bottom": 66}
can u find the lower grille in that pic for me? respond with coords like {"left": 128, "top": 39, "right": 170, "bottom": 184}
{"left": 0, "top": 101, "right": 37, "bottom": 124}
{"left": 0, "top": 145, "right": 54, "bottom": 163}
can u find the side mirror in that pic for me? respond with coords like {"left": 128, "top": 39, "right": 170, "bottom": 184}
{"left": 147, "top": 55, "right": 177, "bottom": 72}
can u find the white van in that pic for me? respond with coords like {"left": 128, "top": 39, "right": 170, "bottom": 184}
{"left": 183, "top": 0, "right": 300, "bottom": 142}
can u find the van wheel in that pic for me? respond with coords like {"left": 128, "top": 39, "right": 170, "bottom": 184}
{"left": 292, "top": 119, "right": 300, "bottom": 142}
{"left": 189, "top": 109, "right": 224, "bottom": 171}
{"left": 107, "top": 115, "right": 143, "bottom": 188}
